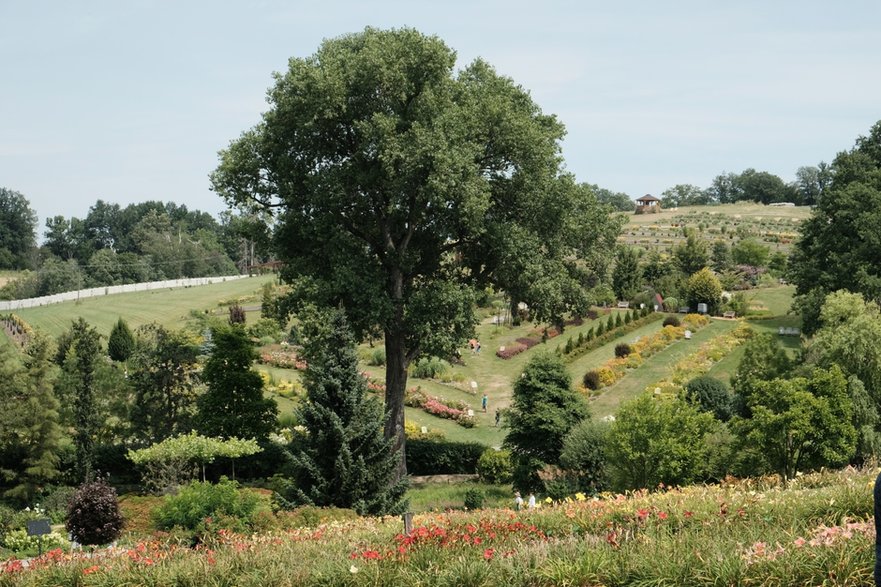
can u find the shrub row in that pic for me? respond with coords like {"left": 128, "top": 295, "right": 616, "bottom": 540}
{"left": 495, "top": 316, "right": 587, "bottom": 360}
{"left": 582, "top": 314, "right": 711, "bottom": 391}
{"left": 405, "top": 439, "right": 487, "bottom": 475}
{"left": 561, "top": 308, "right": 661, "bottom": 362}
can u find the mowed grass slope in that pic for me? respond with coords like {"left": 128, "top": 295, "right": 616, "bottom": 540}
{"left": 13, "top": 274, "right": 275, "bottom": 337}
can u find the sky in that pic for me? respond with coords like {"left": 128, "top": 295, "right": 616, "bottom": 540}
{"left": 2, "top": 0, "right": 880, "bottom": 231}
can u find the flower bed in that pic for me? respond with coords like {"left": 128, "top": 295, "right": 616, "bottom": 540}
{"left": 581, "top": 314, "right": 711, "bottom": 393}
{"left": 404, "top": 387, "right": 474, "bottom": 428}
{"left": 494, "top": 316, "right": 588, "bottom": 359}
{"left": 258, "top": 346, "right": 307, "bottom": 370}
{"left": 2, "top": 468, "right": 874, "bottom": 586}
{"left": 647, "top": 321, "right": 753, "bottom": 396}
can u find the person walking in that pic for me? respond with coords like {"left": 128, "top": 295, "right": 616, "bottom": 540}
{"left": 527, "top": 493, "right": 536, "bottom": 509}
{"left": 482, "top": 393, "right": 488, "bottom": 412}
{"left": 514, "top": 491, "right": 524, "bottom": 511}
{"left": 495, "top": 408, "right": 501, "bottom": 427}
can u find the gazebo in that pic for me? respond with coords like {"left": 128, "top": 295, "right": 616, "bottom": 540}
{"left": 635, "top": 194, "right": 661, "bottom": 214}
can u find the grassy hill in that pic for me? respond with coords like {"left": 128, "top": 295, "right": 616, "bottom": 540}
{"left": 620, "top": 202, "right": 811, "bottom": 253}
{"left": 11, "top": 274, "right": 275, "bottom": 337}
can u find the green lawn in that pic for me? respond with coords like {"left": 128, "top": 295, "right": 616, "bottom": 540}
{"left": 406, "top": 481, "right": 512, "bottom": 512}
{"left": 13, "top": 275, "right": 274, "bottom": 337}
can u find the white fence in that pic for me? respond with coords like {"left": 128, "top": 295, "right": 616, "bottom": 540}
{"left": 0, "top": 275, "right": 250, "bottom": 311}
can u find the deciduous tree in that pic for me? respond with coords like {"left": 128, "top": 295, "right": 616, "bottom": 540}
{"left": 211, "top": 28, "right": 619, "bottom": 479}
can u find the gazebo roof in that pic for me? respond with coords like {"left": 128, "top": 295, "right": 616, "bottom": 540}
{"left": 636, "top": 194, "right": 660, "bottom": 202}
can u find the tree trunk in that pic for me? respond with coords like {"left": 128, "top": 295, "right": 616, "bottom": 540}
{"left": 384, "top": 326, "right": 409, "bottom": 482}
{"left": 384, "top": 267, "right": 409, "bottom": 483}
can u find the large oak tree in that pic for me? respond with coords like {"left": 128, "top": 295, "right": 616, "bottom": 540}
{"left": 211, "top": 28, "right": 620, "bottom": 479}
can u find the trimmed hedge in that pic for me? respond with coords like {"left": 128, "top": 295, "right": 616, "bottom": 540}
{"left": 406, "top": 439, "right": 488, "bottom": 475}
{"left": 561, "top": 311, "right": 663, "bottom": 362}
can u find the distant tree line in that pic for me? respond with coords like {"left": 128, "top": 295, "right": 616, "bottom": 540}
{"left": 0, "top": 197, "right": 275, "bottom": 300}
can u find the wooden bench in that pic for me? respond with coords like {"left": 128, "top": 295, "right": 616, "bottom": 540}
{"left": 617, "top": 301, "right": 629, "bottom": 309}
{"left": 722, "top": 311, "right": 736, "bottom": 319}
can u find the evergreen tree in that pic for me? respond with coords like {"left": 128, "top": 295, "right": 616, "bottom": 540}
{"left": 130, "top": 324, "right": 200, "bottom": 443}
{"left": 504, "top": 352, "right": 589, "bottom": 491}
{"left": 59, "top": 318, "right": 101, "bottom": 482}
{"left": 196, "top": 324, "right": 277, "bottom": 441}
{"left": 7, "top": 336, "right": 64, "bottom": 502}
{"left": 611, "top": 246, "right": 642, "bottom": 301}
{"left": 107, "top": 317, "right": 135, "bottom": 362}
{"left": 287, "top": 309, "right": 407, "bottom": 515}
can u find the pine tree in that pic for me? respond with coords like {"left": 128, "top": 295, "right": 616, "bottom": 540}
{"left": 0, "top": 336, "right": 64, "bottom": 503}
{"left": 60, "top": 318, "right": 101, "bottom": 482}
{"left": 9, "top": 336, "right": 64, "bottom": 502}
{"left": 196, "top": 324, "right": 277, "bottom": 441}
{"left": 504, "top": 352, "right": 589, "bottom": 492}
{"left": 107, "top": 317, "right": 135, "bottom": 362}
{"left": 287, "top": 309, "right": 407, "bottom": 515}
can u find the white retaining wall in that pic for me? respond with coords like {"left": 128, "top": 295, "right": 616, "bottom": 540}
{"left": 0, "top": 275, "right": 250, "bottom": 311}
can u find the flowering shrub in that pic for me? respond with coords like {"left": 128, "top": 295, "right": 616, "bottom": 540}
{"left": 258, "top": 346, "right": 307, "bottom": 370}
{"left": 404, "top": 388, "right": 474, "bottom": 427}
{"left": 496, "top": 342, "right": 527, "bottom": 359}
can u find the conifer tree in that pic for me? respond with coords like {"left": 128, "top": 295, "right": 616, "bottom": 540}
{"left": 196, "top": 324, "right": 277, "bottom": 441}
{"left": 107, "top": 317, "right": 134, "bottom": 362}
{"left": 59, "top": 318, "right": 101, "bottom": 482}
{"left": 287, "top": 309, "right": 407, "bottom": 515}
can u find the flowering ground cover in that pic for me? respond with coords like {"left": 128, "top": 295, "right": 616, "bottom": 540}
{"left": 2, "top": 467, "right": 875, "bottom": 586}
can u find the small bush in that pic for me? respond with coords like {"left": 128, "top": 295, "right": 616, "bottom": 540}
{"left": 477, "top": 449, "right": 513, "bottom": 484}
{"left": 367, "top": 347, "right": 386, "bottom": 366}
{"left": 463, "top": 488, "right": 485, "bottom": 510}
{"left": 66, "top": 478, "right": 124, "bottom": 546}
{"left": 410, "top": 356, "right": 449, "bottom": 379}
{"left": 40, "top": 486, "right": 77, "bottom": 523}
{"left": 406, "top": 440, "right": 487, "bottom": 475}
{"left": 606, "top": 315, "right": 615, "bottom": 330}
{"left": 228, "top": 303, "right": 246, "bottom": 325}
{"left": 615, "top": 313, "right": 623, "bottom": 328}
{"left": 663, "top": 316, "right": 681, "bottom": 327}
{"left": 153, "top": 479, "right": 260, "bottom": 537}
{"left": 614, "top": 343, "right": 632, "bottom": 358}
{"left": 577, "top": 332, "right": 585, "bottom": 346}
{"left": 684, "top": 375, "right": 734, "bottom": 422}
{"left": 564, "top": 337, "right": 574, "bottom": 354}
{"left": 624, "top": 312, "right": 632, "bottom": 324}
{"left": 595, "top": 322, "right": 605, "bottom": 336}
{"left": 583, "top": 370, "right": 601, "bottom": 390}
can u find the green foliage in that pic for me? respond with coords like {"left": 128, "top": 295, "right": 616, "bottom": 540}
{"left": 711, "top": 240, "right": 731, "bottom": 272}
{"left": 732, "top": 367, "right": 856, "bottom": 481}
{"left": 196, "top": 324, "right": 277, "bottom": 442}
{"left": 788, "top": 120, "right": 881, "bottom": 334}
{"left": 287, "top": 309, "right": 406, "bottom": 515}
{"left": 731, "top": 238, "right": 771, "bottom": 267}
{"left": 583, "top": 370, "right": 601, "bottom": 390}
{"left": 606, "top": 394, "right": 722, "bottom": 491}
{"left": 367, "top": 347, "right": 386, "bottom": 366}
{"left": 685, "top": 268, "right": 722, "bottom": 314}
{"left": 66, "top": 478, "right": 124, "bottom": 546}
{"left": 127, "top": 433, "right": 261, "bottom": 491}
{"left": 463, "top": 488, "right": 485, "bottom": 510}
{"left": 614, "top": 343, "right": 632, "bottom": 358}
{"left": 0, "top": 336, "right": 63, "bottom": 504}
{"left": 733, "top": 333, "right": 791, "bottom": 415}
{"left": 247, "top": 317, "right": 282, "bottom": 341}
{"left": 211, "top": 27, "right": 623, "bottom": 480}
{"left": 107, "top": 317, "right": 134, "bottom": 362}
{"left": 662, "top": 315, "right": 680, "bottom": 327}
{"left": 504, "top": 353, "right": 588, "bottom": 490}
{"left": 476, "top": 449, "right": 513, "bottom": 484}
{"left": 130, "top": 323, "right": 200, "bottom": 443}
{"left": 560, "top": 418, "right": 609, "bottom": 493}
{"left": 595, "top": 321, "right": 605, "bottom": 336}
{"left": 153, "top": 478, "right": 260, "bottom": 537}
{"left": 684, "top": 375, "right": 733, "bottom": 421}
{"left": 673, "top": 232, "right": 709, "bottom": 275}
{"left": 612, "top": 246, "right": 642, "bottom": 301}
{"left": 410, "top": 356, "right": 449, "bottom": 379}
{"left": 58, "top": 318, "right": 102, "bottom": 482}
{"left": 806, "top": 290, "right": 881, "bottom": 412}
{"left": 406, "top": 439, "right": 487, "bottom": 475}
{"left": 0, "top": 187, "right": 38, "bottom": 269}
{"left": 846, "top": 375, "right": 881, "bottom": 464}
{"left": 606, "top": 315, "right": 615, "bottom": 331}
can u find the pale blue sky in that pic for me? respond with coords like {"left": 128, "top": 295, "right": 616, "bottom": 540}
{"left": 2, "top": 1, "right": 880, "bottom": 229}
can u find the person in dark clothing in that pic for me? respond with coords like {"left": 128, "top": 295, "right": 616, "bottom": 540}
{"left": 875, "top": 471, "right": 881, "bottom": 585}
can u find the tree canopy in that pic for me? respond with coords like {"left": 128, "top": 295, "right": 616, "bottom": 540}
{"left": 211, "top": 27, "right": 621, "bottom": 478}
{"left": 788, "top": 120, "right": 881, "bottom": 333}
{"left": 0, "top": 187, "right": 38, "bottom": 269}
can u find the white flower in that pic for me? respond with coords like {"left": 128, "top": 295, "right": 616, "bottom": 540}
{"left": 350, "top": 565, "right": 359, "bottom": 574}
